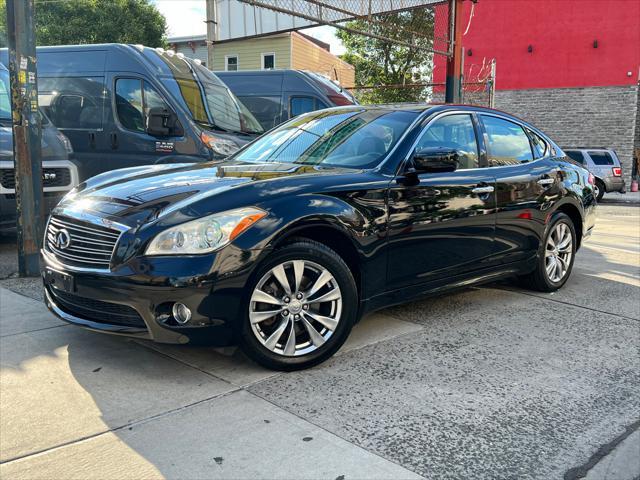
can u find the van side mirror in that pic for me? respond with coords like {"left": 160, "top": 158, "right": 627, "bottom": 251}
{"left": 411, "top": 147, "right": 460, "bottom": 173}
{"left": 146, "top": 107, "right": 178, "bottom": 137}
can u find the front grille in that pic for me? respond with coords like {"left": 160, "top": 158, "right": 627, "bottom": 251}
{"left": 49, "top": 287, "right": 146, "bottom": 328}
{"left": 46, "top": 215, "right": 121, "bottom": 270}
{"left": 1, "top": 167, "right": 72, "bottom": 189}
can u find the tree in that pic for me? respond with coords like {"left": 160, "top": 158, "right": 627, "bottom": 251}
{"left": 337, "top": 10, "right": 436, "bottom": 104}
{"left": 0, "top": 0, "right": 167, "bottom": 48}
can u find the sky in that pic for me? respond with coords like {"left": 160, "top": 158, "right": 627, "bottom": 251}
{"left": 151, "top": 0, "right": 346, "bottom": 55}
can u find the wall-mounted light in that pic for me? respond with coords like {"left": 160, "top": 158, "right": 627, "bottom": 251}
{"left": 527, "top": 45, "right": 533, "bottom": 53}
{"left": 593, "top": 40, "right": 598, "bottom": 48}
{"left": 467, "top": 49, "right": 473, "bottom": 56}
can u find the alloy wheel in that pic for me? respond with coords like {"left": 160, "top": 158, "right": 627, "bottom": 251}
{"left": 545, "top": 222, "right": 573, "bottom": 283}
{"left": 249, "top": 260, "right": 342, "bottom": 357}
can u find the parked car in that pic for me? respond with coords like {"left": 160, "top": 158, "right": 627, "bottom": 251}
{"left": 215, "top": 70, "right": 356, "bottom": 130}
{"left": 563, "top": 148, "right": 626, "bottom": 201}
{"left": 0, "top": 44, "right": 264, "bottom": 182}
{"left": 42, "top": 105, "right": 596, "bottom": 370}
{"left": 0, "top": 63, "right": 79, "bottom": 233}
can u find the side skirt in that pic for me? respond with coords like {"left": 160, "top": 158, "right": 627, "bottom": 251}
{"left": 359, "top": 257, "right": 536, "bottom": 317}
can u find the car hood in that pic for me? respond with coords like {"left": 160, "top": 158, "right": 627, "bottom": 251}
{"left": 56, "top": 160, "right": 356, "bottom": 227}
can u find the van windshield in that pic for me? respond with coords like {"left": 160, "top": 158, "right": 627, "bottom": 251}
{"left": 156, "top": 54, "right": 263, "bottom": 135}
{"left": 0, "top": 69, "right": 11, "bottom": 122}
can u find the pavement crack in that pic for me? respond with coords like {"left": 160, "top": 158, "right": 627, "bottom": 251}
{"left": 0, "top": 388, "right": 242, "bottom": 466}
{"left": 563, "top": 419, "right": 640, "bottom": 480}
{"left": 0, "top": 323, "right": 70, "bottom": 338}
{"left": 498, "top": 286, "right": 640, "bottom": 322}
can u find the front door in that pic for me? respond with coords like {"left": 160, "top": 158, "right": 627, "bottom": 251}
{"left": 106, "top": 75, "right": 188, "bottom": 176}
{"left": 386, "top": 112, "right": 497, "bottom": 290}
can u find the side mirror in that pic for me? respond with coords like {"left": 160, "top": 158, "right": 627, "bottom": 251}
{"left": 146, "top": 107, "right": 178, "bottom": 137}
{"left": 411, "top": 147, "right": 460, "bottom": 173}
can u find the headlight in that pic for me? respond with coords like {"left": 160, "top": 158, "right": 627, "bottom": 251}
{"left": 145, "top": 207, "right": 266, "bottom": 255}
{"left": 200, "top": 132, "right": 240, "bottom": 157}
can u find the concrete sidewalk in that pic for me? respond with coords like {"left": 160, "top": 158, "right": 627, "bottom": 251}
{"left": 1, "top": 204, "right": 639, "bottom": 479}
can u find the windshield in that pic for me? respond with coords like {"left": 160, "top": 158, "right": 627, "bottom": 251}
{"left": 232, "top": 108, "right": 419, "bottom": 169}
{"left": 156, "top": 54, "right": 263, "bottom": 135}
{"left": 0, "top": 69, "right": 11, "bottom": 122}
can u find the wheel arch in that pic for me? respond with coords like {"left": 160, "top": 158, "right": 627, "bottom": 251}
{"left": 270, "top": 221, "right": 363, "bottom": 298}
{"left": 554, "top": 202, "right": 584, "bottom": 250}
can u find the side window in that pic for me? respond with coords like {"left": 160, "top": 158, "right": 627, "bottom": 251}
{"left": 565, "top": 150, "right": 585, "bottom": 164}
{"left": 115, "top": 78, "right": 144, "bottom": 132}
{"left": 481, "top": 115, "right": 534, "bottom": 166}
{"left": 238, "top": 96, "right": 282, "bottom": 130}
{"left": 526, "top": 128, "right": 548, "bottom": 159}
{"left": 415, "top": 114, "right": 479, "bottom": 170}
{"left": 588, "top": 151, "right": 614, "bottom": 165}
{"left": 290, "top": 96, "right": 317, "bottom": 117}
{"left": 115, "top": 79, "right": 171, "bottom": 133}
{"left": 143, "top": 81, "right": 169, "bottom": 115}
{"left": 38, "top": 76, "right": 105, "bottom": 130}
{"left": 262, "top": 53, "right": 275, "bottom": 70}
{"left": 225, "top": 56, "right": 238, "bottom": 71}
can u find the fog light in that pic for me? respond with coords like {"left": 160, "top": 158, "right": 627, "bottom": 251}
{"left": 172, "top": 303, "right": 192, "bottom": 324}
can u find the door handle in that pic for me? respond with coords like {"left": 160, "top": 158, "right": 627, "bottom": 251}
{"left": 110, "top": 133, "right": 118, "bottom": 150}
{"left": 472, "top": 186, "right": 494, "bottom": 194}
{"left": 537, "top": 177, "right": 555, "bottom": 186}
{"left": 89, "top": 132, "right": 96, "bottom": 149}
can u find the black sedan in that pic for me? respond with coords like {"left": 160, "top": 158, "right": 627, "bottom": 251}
{"left": 42, "top": 105, "right": 597, "bottom": 370}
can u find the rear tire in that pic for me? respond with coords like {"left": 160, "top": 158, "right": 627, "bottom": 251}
{"left": 518, "top": 212, "right": 576, "bottom": 292}
{"left": 239, "top": 240, "right": 358, "bottom": 371}
{"left": 595, "top": 179, "right": 605, "bottom": 201}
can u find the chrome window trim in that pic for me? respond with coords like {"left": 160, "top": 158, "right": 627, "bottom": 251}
{"left": 396, "top": 109, "right": 551, "bottom": 176}
{"left": 0, "top": 160, "right": 80, "bottom": 194}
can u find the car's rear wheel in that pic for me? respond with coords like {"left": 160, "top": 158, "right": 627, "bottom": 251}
{"left": 594, "top": 179, "right": 605, "bottom": 201}
{"left": 239, "top": 240, "right": 358, "bottom": 371}
{"left": 519, "top": 212, "right": 576, "bottom": 292}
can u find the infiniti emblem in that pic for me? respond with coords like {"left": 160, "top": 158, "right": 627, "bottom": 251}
{"left": 55, "top": 229, "right": 71, "bottom": 250}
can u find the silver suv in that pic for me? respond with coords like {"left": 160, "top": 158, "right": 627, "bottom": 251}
{"left": 563, "top": 148, "right": 626, "bottom": 201}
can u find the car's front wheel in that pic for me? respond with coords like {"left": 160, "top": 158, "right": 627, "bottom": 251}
{"left": 239, "top": 240, "right": 358, "bottom": 371}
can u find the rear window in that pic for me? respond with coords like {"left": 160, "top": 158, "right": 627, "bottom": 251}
{"left": 588, "top": 151, "right": 615, "bottom": 165}
{"left": 565, "top": 151, "right": 585, "bottom": 163}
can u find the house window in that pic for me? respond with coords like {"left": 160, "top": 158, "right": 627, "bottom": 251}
{"left": 225, "top": 55, "right": 238, "bottom": 71}
{"left": 262, "top": 53, "right": 275, "bottom": 70}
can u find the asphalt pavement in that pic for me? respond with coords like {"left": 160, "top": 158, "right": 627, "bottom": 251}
{"left": 0, "top": 203, "right": 638, "bottom": 479}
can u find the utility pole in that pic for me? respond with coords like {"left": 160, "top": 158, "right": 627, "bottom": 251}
{"left": 6, "top": 0, "right": 43, "bottom": 277}
{"left": 205, "top": 0, "right": 218, "bottom": 69}
{"left": 445, "top": 0, "right": 464, "bottom": 103}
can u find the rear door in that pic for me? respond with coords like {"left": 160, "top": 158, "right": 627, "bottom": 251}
{"left": 386, "top": 112, "right": 497, "bottom": 289}
{"left": 479, "top": 114, "right": 560, "bottom": 263}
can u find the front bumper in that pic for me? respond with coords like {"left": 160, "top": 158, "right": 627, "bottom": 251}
{"left": 42, "top": 246, "right": 264, "bottom": 346}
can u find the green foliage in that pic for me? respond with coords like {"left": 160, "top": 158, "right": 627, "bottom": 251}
{"left": 337, "top": 10, "right": 436, "bottom": 104}
{"left": 0, "top": 0, "right": 167, "bottom": 48}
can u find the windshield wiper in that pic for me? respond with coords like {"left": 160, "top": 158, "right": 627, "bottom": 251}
{"left": 196, "top": 120, "right": 230, "bottom": 133}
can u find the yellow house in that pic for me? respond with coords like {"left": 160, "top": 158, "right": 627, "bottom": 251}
{"left": 169, "top": 31, "right": 355, "bottom": 89}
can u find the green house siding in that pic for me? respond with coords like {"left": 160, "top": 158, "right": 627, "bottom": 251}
{"left": 212, "top": 35, "right": 291, "bottom": 71}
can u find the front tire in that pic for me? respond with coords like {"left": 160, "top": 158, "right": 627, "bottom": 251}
{"left": 518, "top": 212, "right": 576, "bottom": 292}
{"left": 239, "top": 240, "right": 358, "bottom": 371}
